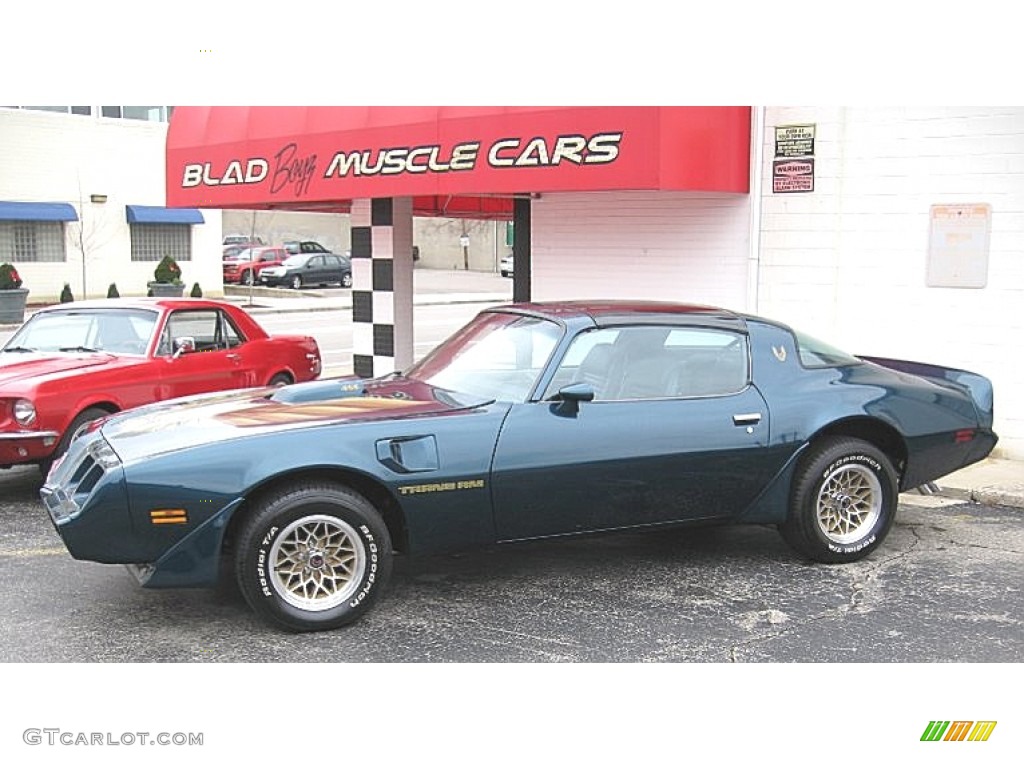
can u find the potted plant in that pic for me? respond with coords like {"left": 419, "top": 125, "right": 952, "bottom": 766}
{"left": 0, "top": 263, "right": 29, "bottom": 323}
{"left": 147, "top": 254, "right": 185, "bottom": 297}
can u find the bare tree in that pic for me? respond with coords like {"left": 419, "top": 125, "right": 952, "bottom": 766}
{"left": 68, "top": 177, "right": 115, "bottom": 299}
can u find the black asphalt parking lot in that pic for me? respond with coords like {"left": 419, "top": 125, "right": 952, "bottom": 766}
{"left": 1, "top": 465, "right": 1021, "bottom": 663}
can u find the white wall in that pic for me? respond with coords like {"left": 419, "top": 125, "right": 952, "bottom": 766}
{"left": 531, "top": 191, "right": 752, "bottom": 307}
{"left": 758, "top": 107, "right": 1024, "bottom": 458}
{"left": 0, "top": 109, "right": 223, "bottom": 301}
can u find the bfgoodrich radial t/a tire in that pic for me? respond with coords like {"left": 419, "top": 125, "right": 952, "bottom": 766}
{"left": 780, "top": 437, "right": 898, "bottom": 564}
{"left": 235, "top": 482, "right": 392, "bottom": 632}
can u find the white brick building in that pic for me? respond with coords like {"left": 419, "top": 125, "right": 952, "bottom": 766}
{"left": 0, "top": 108, "right": 223, "bottom": 302}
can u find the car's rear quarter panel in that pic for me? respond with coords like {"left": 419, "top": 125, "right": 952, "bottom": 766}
{"left": 747, "top": 320, "right": 991, "bottom": 494}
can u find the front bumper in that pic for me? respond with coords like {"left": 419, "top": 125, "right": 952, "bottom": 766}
{"left": 0, "top": 429, "right": 59, "bottom": 466}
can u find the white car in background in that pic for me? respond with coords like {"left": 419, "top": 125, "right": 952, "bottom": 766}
{"left": 500, "top": 253, "right": 514, "bottom": 278}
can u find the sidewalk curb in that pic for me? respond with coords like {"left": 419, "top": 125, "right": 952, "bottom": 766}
{"left": 931, "top": 486, "right": 1024, "bottom": 510}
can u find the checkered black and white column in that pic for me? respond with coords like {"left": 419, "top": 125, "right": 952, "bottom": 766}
{"left": 350, "top": 197, "right": 414, "bottom": 379}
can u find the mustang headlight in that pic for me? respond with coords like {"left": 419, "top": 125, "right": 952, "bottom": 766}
{"left": 13, "top": 399, "right": 37, "bottom": 426}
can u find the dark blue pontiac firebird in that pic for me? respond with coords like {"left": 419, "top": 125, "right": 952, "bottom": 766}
{"left": 41, "top": 301, "right": 997, "bottom": 632}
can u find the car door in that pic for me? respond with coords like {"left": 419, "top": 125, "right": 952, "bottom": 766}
{"left": 489, "top": 324, "right": 779, "bottom": 541}
{"left": 305, "top": 254, "right": 325, "bottom": 283}
{"left": 323, "top": 254, "right": 345, "bottom": 284}
{"left": 156, "top": 309, "right": 256, "bottom": 398}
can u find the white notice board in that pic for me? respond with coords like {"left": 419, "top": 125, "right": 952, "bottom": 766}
{"left": 927, "top": 204, "right": 991, "bottom": 288}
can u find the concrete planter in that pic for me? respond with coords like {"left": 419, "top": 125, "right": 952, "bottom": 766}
{"left": 0, "top": 287, "right": 29, "bottom": 324}
{"left": 147, "top": 282, "right": 185, "bottom": 298}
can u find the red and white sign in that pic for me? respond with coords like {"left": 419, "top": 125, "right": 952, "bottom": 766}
{"left": 166, "top": 107, "right": 752, "bottom": 216}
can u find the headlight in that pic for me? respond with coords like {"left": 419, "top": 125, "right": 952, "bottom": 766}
{"left": 13, "top": 399, "right": 37, "bottom": 426}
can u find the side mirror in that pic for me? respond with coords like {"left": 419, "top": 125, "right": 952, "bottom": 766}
{"left": 172, "top": 336, "right": 196, "bottom": 358}
{"left": 552, "top": 382, "right": 595, "bottom": 416}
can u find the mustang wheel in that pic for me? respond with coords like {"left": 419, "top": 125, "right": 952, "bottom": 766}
{"left": 235, "top": 483, "right": 392, "bottom": 632}
{"left": 780, "top": 437, "right": 897, "bottom": 563}
{"left": 40, "top": 406, "right": 111, "bottom": 478}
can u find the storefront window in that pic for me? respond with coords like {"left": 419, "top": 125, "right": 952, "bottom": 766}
{"left": 0, "top": 222, "right": 67, "bottom": 262}
{"left": 129, "top": 224, "right": 192, "bottom": 262}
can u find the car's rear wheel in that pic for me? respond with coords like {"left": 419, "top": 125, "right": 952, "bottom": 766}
{"left": 268, "top": 372, "right": 292, "bottom": 387}
{"left": 235, "top": 482, "right": 392, "bottom": 632}
{"left": 341, "top": 272, "right": 352, "bottom": 288}
{"left": 291, "top": 275, "right": 303, "bottom": 290}
{"left": 780, "top": 437, "right": 897, "bottom": 563}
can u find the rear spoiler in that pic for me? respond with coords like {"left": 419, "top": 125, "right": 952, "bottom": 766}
{"left": 858, "top": 356, "right": 994, "bottom": 428}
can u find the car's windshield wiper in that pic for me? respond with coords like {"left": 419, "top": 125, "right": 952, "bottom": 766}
{"left": 58, "top": 346, "right": 101, "bottom": 353}
{"left": 1, "top": 346, "right": 35, "bottom": 353}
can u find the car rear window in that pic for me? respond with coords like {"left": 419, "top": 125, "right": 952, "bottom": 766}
{"left": 794, "top": 330, "right": 861, "bottom": 368}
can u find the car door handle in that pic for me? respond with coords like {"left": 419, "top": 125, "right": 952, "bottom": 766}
{"left": 732, "top": 412, "right": 762, "bottom": 426}
{"left": 226, "top": 353, "right": 241, "bottom": 362}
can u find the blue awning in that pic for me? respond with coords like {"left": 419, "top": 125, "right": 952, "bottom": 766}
{"left": 0, "top": 201, "right": 78, "bottom": 222}
{"left": 126, "top": 205, "right": 204, "bottom": 224}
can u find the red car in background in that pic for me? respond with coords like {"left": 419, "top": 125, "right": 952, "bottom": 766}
{"left": 1, "top": 298, "right": 321, "bottom": 474}
{"left": 223, "top": 246, "right": 288, "bottom": 285}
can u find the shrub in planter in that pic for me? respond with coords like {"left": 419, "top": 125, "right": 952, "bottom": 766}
{"left": 148, "top": 255, "right": 185, "bottom": 297}
{"left": 60, "top": 283, "right": 75, "bottom": 303}
{"left": 0, "top": 263, "right": 23, "bottom": 290}
{"left": 153, "top": 255, "right": 183, "bottom": 285}
{"left": 190, "top": 282, "right": 203, "bottom": 298}
{"left": 107, "top": 283, "right": 120, "bottom": 298}
{"left": 0, "top": 263, "right": 29, "bottom": 324}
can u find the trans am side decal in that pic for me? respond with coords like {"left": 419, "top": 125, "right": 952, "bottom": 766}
{"left": 398, "top": 479, "right": 486, "bottom": 496}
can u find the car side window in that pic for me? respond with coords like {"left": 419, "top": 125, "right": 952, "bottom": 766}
{"left": 160, "top": 310, "right": 244, "bottom": 355}
{"left": 545, "top": 326, "right": 748, "bottom": 401}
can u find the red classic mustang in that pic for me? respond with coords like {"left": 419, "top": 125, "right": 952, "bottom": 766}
{"left": 1, "top": 298, "right": 321, "bottom": 473}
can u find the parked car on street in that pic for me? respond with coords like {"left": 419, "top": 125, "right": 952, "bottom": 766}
{"left": 41, "top": 301, "right": 997, "bottom": 632}
{"left": 259, "top": 252, "right": 352, "bottom": 289}
{"left": 223, "top": 246, "right": 289, "bottom": 285}
{"left": 2, "top": 298, "right": 321, "bottom": 474}
{"left": 500, "top": 253, "right": 514, "bottom": 278}
{"left": 284, "top": 240, "right": 331, "bottom": 255}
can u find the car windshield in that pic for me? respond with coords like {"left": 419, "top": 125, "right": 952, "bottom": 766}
{"left": 405, "top": 311, "right": 562, "bottom": 402}
{"left": 225, "top": 248, "right": 257, "bottom": 261}
{"left": 2, "top": 308, "right": 159, "bottom": 355}
{"left": 280, "top": 255, "right": 307, "bottom": 267}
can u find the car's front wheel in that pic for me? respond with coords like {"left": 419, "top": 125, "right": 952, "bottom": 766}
{"left": 40, "top": 406, "right": 111, "bottom": 478}
{"left": 241, "top": 270, "right": 254, "bottom": 285}
{"left": 341, "top": 272, "right": 352, "bottom": 288}
{"left": 235, "top": 482, "right": 392, "bottom": 632}
{"left": 780, "top": 437, "right": 897, "bottom": 563}
{"left": 291, "top": 275, "right": 303, "bottom": 290}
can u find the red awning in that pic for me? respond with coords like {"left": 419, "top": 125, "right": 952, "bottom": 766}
{"left": 166, "top": 106, "right": 751, "bottom": 219}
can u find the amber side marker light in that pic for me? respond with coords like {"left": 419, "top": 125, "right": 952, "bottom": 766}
{"left": 150, "top": 509, "right": 188, "bottom": 525}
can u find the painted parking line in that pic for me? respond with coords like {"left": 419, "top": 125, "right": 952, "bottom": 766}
{"left": 0, "top": 546, "right": 68, "bottom": 558}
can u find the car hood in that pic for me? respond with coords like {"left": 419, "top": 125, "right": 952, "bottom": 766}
{"left": 99, "top": 376, "right": 492, "bottom": 463}
{"left": 0, "top": 351, "right": 119, "bottom": 386}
